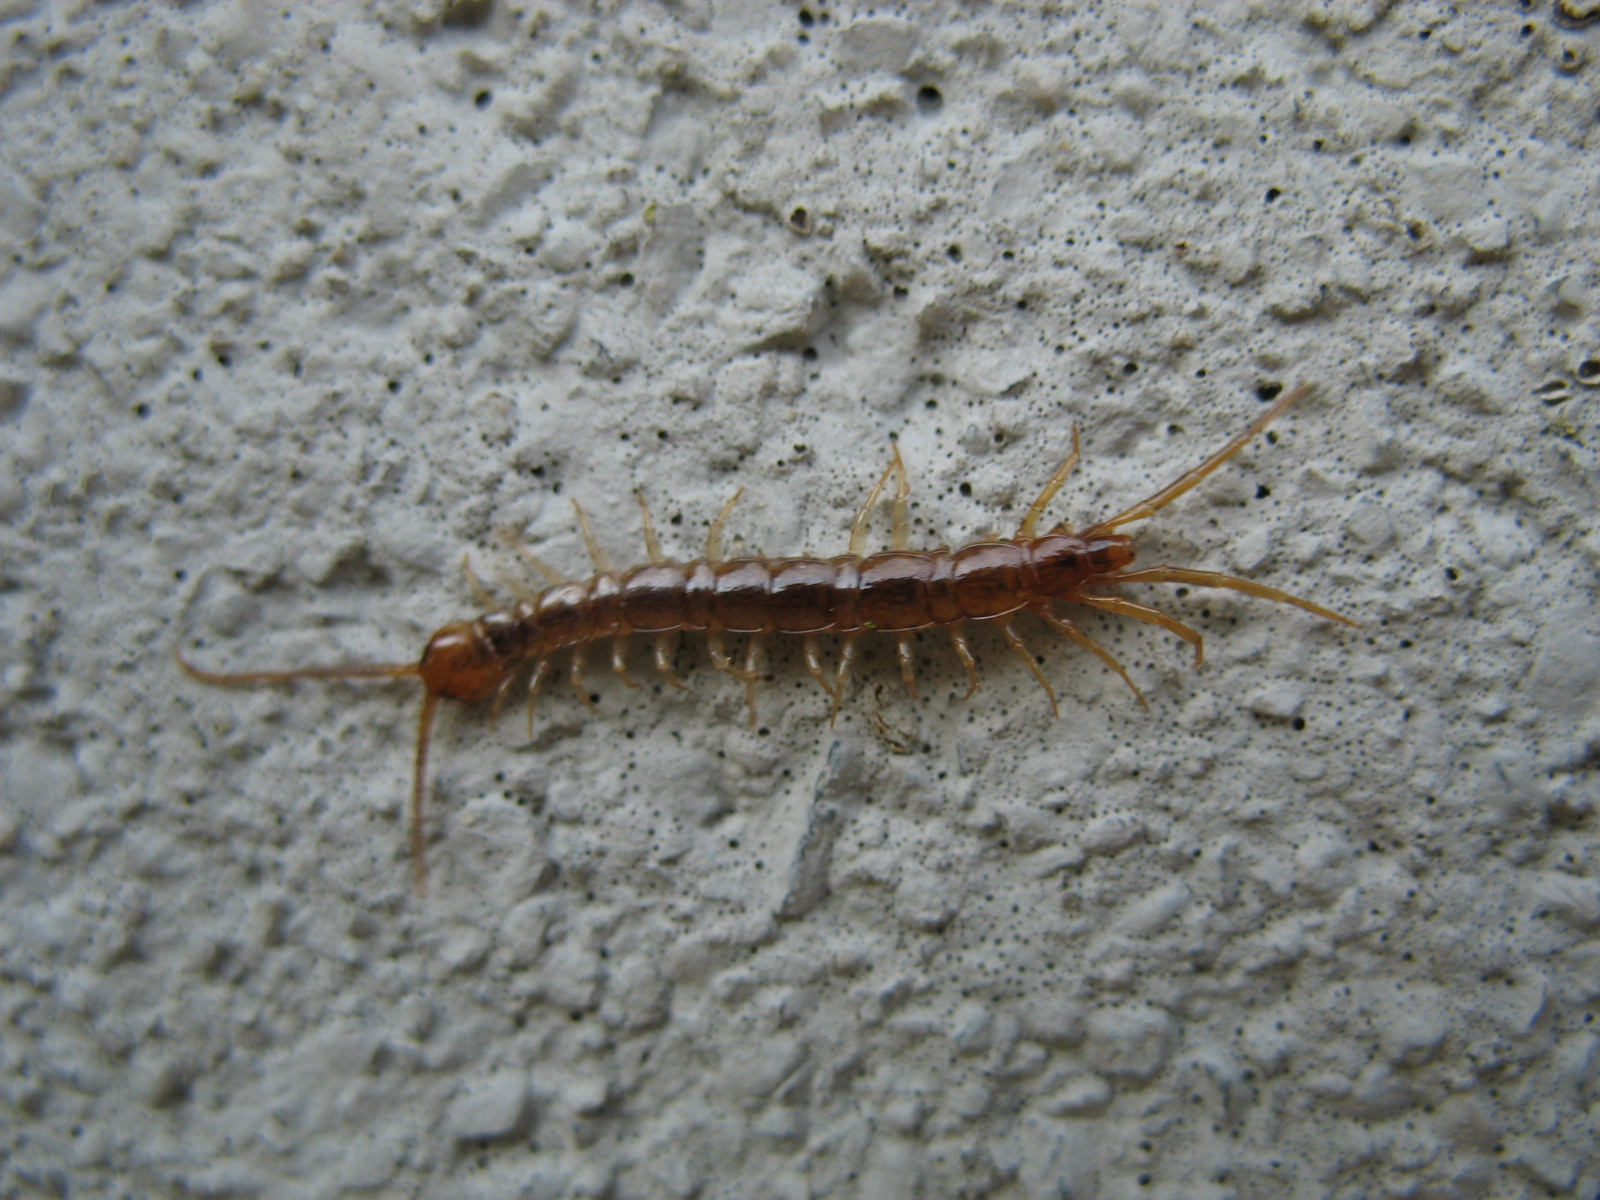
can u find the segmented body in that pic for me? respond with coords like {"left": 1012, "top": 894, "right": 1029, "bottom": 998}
{"left": 435, "top": 535, "right": 1130, "bottom": 701}
{"left": 518, "top": 539, "right": 1125, "bottom": 641}
{"left": 180, "top": 383, "right": 1354, "bottom": 893}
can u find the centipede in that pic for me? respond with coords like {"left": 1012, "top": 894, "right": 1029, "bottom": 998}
{"left": 180, "top": 382, "right": 1355, "bottom": 893}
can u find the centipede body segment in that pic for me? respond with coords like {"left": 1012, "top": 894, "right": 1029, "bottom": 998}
{"left": 179, "top": 383, "right": 1355, "bottom": 893}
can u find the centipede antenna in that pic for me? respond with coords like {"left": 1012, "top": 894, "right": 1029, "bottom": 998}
{"left": 1082, "top": 382, "right": 1313, "bottom": 537}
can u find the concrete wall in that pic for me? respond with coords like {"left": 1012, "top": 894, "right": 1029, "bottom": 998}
{"left": 2, "top": 2, "right": 1597, "bottom": 1197}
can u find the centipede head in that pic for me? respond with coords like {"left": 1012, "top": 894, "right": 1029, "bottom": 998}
{"left": 1029, "top": 532, "right": 1137, "bottom": 598}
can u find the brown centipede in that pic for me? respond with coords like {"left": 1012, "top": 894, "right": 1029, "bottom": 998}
{"left": 180, "top": 382, "right": 1355, "bottom": 893}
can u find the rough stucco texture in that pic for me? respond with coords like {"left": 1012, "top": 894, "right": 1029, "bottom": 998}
{"left": 3, "top": 1, "right": 1599, "bottom": 1198}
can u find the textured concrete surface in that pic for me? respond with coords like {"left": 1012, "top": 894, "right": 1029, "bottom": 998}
{"left": 3, "top": 2, "right": 1599, "bottom": 1198}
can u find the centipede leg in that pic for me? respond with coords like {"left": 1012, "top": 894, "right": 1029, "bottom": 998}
{"left": 890, "top": 445, "right": 911, "bottom": 551}
{"left": 1082, "top": 382, "right": 1313, "bottom": 536}
{"left": 803, "top": 634, "right": 835, "bottom": 702}
{"left": 999, "top": 616, "right": 1059, "bottom": 717}
{"left": 706, "top": 631, "right": 735, "bottom": 676}
{"left": 1018, "top": 425, "right": 1081, "bottom": 538}
{"left": 850, "top": 448, "right": 902, "bottom": 557}
{"left": 742, "top": 636, "right": 764, "bottom": 729}
{"left": 610, "top": 636, "right": 639, "bottom": 688}
{"left": 653, "top": 633, "right": 688, "bottom": 691}
{"left": 708, "top": 631, "right": 761, "bottom": 725}
{"left": 1072, "top": 593, "right": 1206, "bottom": 668}
{"left": 636, "top": 489, "right": 666, "bottom": 563}
{"left": 525, "top": 657, "right": 551, "bottom": 737}
{"left": 489, "top": 671, "right": 518, "bottom": 729}
{"left": 503, "top": 532, "right": 570, "bottom": 587}
{"left": 570, "top": 643, "right": 598, "bottom": 711}
{"left": 948, "top": 624, "right": 980, "bottom": 700}
{"left": 1034, "top": 606, "right": 1148, "bottom": 709}
{"left": 830, "top": 634, "right": 861, "bottom": 725}
{"left": 572, "top": 499, "right": 616, "bottom": 574}
{"left": 470, "top": 547, "right": 539, "bottom": 603}
{"left": 895, "top": 633, "right": 919, "bottom": 700}
{"left": 707, "top": 489, "right": 744, "bottom": 563}
{"left": 462, "top": 553, "right": 500, "bottom": 609}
